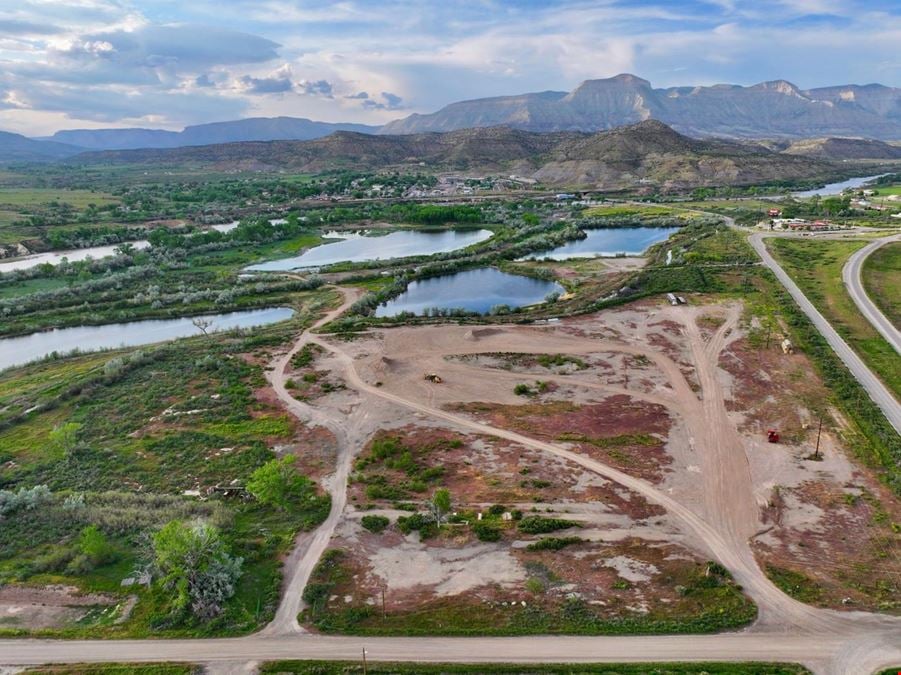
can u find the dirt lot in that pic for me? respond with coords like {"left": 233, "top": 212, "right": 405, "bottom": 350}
{"left": 720, "top": 333, "right": 901, "bottom": 613}
{"left": 282, "top": 297, "right": 898, "bottom": 634}
{"left": 0, "top": 584, "right": 131, "bottom": 631}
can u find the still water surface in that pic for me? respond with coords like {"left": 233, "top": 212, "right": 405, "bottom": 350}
{"left": 0, "top": 307, "right": 294, "bottom": 371}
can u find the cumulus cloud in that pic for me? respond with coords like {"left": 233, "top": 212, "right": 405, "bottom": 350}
{"left": 345, "top": 91, "right": 369, "bottom": 99}
{"left": 238, "top": 63, "right": 294, "bottom": 94}
{"left": 54, "top": 24, "right": 280, "bottom": 70}
{"left": 361, "top": 91, "right": 404, "bottom": 110}
{"left": 297, "top": 78, "right": 334, "bottom": 97}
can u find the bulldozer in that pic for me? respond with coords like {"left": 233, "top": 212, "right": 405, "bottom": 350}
{"left": 423, "top": 373, "right": 443, "bottom": 384}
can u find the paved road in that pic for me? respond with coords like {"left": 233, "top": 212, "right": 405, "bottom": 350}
{"left": 749, "top": 232, "right": 901, "bottom": 434}
{"left": 843, "top": 233, "right": 901, "bottom": 354}
{"left": 0, "top": 632, "right": 893, "bottom": 673}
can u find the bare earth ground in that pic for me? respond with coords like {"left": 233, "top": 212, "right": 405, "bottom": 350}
{"left": 0, "top": 585, "right": 134, "bottom": 630}
{"left": 258, "top": 291, "right": 900, "bottom": 649}
{"left": 3, "top": 289, "right": 900, "bottom": 674}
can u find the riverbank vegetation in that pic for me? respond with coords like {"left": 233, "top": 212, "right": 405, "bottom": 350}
{"left": 0, "top": 290, "right": 337, "bottom": 637}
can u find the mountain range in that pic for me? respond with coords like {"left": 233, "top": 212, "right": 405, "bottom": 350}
{"left": 2, "top": 74, "right": 901, "bottom": 164}
{"left": 0, "top": 131, "right": 82, "bottom": 162}
{"left": 64, "top": 120, "right": 852, "bottom": 191}
{"left": 381, "top": 74, "right": 901, "bottom": 140}
{"left": 40, "top": 117, "right": 379, "bottom": 151}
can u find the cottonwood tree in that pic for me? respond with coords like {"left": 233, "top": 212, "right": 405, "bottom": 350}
{"left": 246, "top": 456, "right": 316, "bottom": 511}
{"left": 152, "top": 520, "right": 242, "bottom": 621}
{"left": 428, "top": 488, "right": 452, "bottom": 525}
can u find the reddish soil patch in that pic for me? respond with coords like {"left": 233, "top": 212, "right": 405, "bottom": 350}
{"left": 753, "top": 478, "right": 901, "bottom": 613}
{"left": 449, "top": 397, "right": 673, "bottom": 485}
{"left": 719, "top": 337, "right": 823, "bottom": 440}
{"left": 280, "top": 424, "right": 339, "bottom": 481}
{"left": 348, "top": 426, "right": 661, "bottom": 519}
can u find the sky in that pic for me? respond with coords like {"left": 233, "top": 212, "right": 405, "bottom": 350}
{"left": 1, "top": 0, "right": 900, "bottom": 136}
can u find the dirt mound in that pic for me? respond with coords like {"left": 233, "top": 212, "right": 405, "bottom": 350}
{"left": 464, "top": 327, "right": 506, "bottom": 342}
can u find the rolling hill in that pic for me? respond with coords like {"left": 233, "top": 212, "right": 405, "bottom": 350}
{"left": 0, "top": 131, "right": 84, "bottom": 162}
{"left": 65, "top": 120, "right": 843, "bottom": 190}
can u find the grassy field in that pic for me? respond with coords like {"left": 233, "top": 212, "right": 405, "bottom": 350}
{"left": 862, "top": 241, "right": 901, "bottom": 329}
{"left": 870, "top": 183, "right": 901, "bottom": 196}
{"left": 583, "top": 204, "right": 681, "bottom": 218}
{"left": 768, "top": 238, "right": 901, "bottom": 401}
{"left": 0, "top": 188, "right": 121, "bottom": 244}
{"left": 26, "top": 666, "right": 198, "bottom": 675}
{"left": 262, "top": 661, "right": 811, "bottom": 674}
{"left": 0, "top": 188, "right": 119, "bottom": 208}
{"left": 0, "top": 276, "right": 70, "bottom": 299}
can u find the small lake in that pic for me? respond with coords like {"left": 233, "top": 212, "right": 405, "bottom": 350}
{"left": 0, "top": 241, "right": 150, "bottom": 273}
{"left": 792, "top": 174, "right": 890, "bottom": 198}
{"left": 246, "top": 229, "right": 493, "bottom": 272}
{"left": 0, "top": 307, "right": 294, "bottom": 371}
{"left": 375, "top": 268, "right": 563, "bottom": 317}
{"left": 522, "top": 227, "right": 679, "bottom": 260}
{"left": 210, "top": 221, "right": 240, "bottom": 233}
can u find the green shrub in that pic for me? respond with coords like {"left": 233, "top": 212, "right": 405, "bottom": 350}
{"left": 78, "top": 524, "right": 118, "bottom": 565}
{"left": 526, "top": 536, "right": 583, "bottom": 551}
{"left": 517, "top": 516, "right": 581, "bottom": 534}
{"left": 396, "top": 513, "right": 438, "bottom": 539}
{"left": 360, "top": 515, "right": 390, "bottom": 534}
{"left": 472, "top": 521, "right": 501, "bottom": 542}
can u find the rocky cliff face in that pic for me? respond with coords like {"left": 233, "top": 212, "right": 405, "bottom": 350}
{"left": 380, "top": 74, "right": 901, "bottom": 140}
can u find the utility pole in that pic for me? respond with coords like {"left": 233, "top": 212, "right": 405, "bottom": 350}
{"left": 814, "top": 415, "right": 823, "bottom": 460}
{"left": 362, "top": 647, "right": 368, "bottom": 675}
{"left": 381, "top": 586, "right": 386, "bottom": 618}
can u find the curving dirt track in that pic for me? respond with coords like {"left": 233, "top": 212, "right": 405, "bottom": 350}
{"left": 2, "top": 287, "right": 899, "bottom": 675}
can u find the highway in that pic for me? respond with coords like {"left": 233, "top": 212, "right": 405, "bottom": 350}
{"left": 842, "top": 233, "right": 901, "bottom": 354}
{"left": 749, "top": 232, "right": 901, "bottom": 434}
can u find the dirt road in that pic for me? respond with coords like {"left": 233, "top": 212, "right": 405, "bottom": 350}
{"left": 261, "top": 289, "right": 362, "bottom": 635}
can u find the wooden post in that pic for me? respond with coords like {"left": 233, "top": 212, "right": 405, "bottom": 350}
{"left": 814, "top": 416, "right": 823, "bottom": 459}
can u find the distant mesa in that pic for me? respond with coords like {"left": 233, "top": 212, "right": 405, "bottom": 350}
{"left": 380, "top": 73, "right": 901, "bottom": 140}
{"left": 3, "top": 73, "right": 901, "bottom": 164}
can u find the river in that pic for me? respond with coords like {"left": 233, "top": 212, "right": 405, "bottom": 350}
{"left": 0, "top": 307, "right": 294, "bottom": 371}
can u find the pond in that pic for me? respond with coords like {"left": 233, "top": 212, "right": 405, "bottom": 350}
{"left": 0, "top": 241, "right": 150, "bottom": 273}
{"left": 0, "top": 307, "right": 294, "bottom": 371}
{"left": 375, "top": 268, "right": 563, "bottom": 317}
{"left": 791, "top": 174, "right": 890, "bottom": 198}
{"left": 521, "top": 227, "right": 679, "bottom": 260}
{"left": 245, "top": 228, "right": 493, "bottom": 272}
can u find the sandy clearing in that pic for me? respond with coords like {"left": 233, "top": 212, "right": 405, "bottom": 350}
{"left": 369, "top": 541, "right": 527, "bottom": 595}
